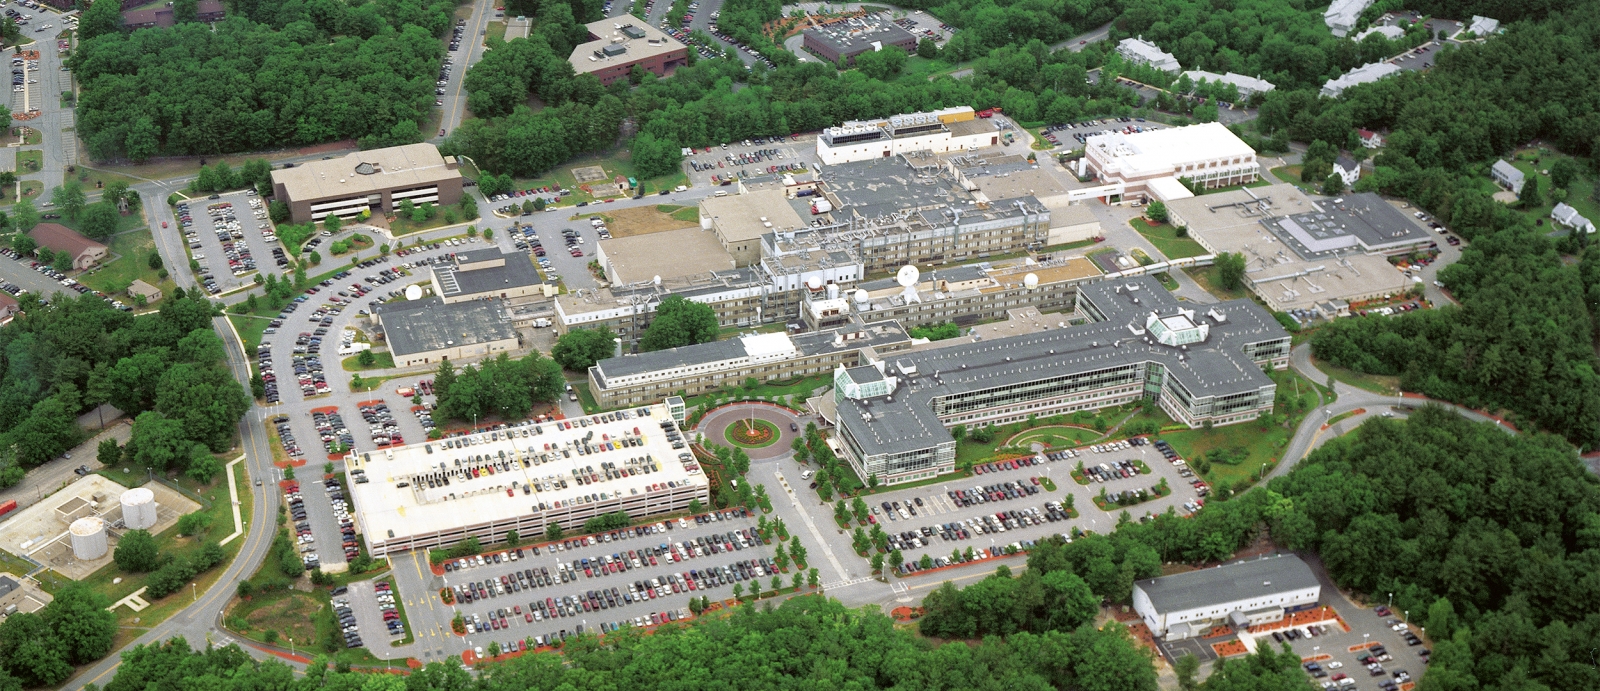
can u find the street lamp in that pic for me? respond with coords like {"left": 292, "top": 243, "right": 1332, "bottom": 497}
{"left": 191, "top": 583, "right": 197, "bottom": 602}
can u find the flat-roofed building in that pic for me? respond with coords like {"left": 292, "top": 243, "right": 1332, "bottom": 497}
{"left": 801, "top": 13, "right": 917, "bottom": 66}
{"left": 345, "top": 404, "right": 707, "bottom": 556}
{"left": 570, "top": 20, "right": 687, "bottom": 86}
{"left": 1321, "top": 62, "right": 1401, "bottom": 98}
{"left": 952, "top": 155, "right": 1104, "bottom": 244}
{"left": 588, "top": 322, "right": 912, "bottom": 408}
{"left": 816, "top": 107, "right": 997, "bottom": 165}
{"left": 430, "top": 249, "right": 546, "bottom": 304}
{"left": 1134, "top": 553, "right": 1321, "bottom": 640}
{"left": 270, "top": 144, "right": 463, "bottom": 223}
{"left": 1166, "top": 184, "right": 1427, "bottom": 313}
{"left": 127, "top": 279, "right": 162, "bottom": 304}
{"left": 830, "top": 256, "right": 1101, "bottom": 332}
{"left": 28, "top": 223, "right": 107, "bottom": 270}
{"left": 373, "top": 297, "right": 520, "bottom": 367}
{"left": 828, "top": 275, "right": 1289, "bottom": 485}
{"left": 1084, "top": 122, "right": 1259, "bottom": 201}
{"left": 598, "top": 227, "right": 734, "bottom": 285}
{"left": 1116, "top": 37, "right": 1181, "bottom": 72}
{"left": 122, "top": 0, "right": 225, "bottom": 29}
{"left": 701, "top": 188, "right": 810, "bottom": 266}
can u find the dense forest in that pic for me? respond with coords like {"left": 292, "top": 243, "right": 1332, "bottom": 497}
{"left": 0, "top": 290, "right": 248, "bottom": 487}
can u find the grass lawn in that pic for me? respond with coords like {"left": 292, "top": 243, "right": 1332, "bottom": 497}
{"left": 68, "top": 167, "right": 144, "bottom": 195}
{"left": 1269, "top": 165, "right": 1303, "bottom": 185}
{"left": 1311, "top": 355, "right": 1400, "bottom": 395}
{"left": 1184, "top": 265, "right": 1252, "bottom": 302}
{"left": 1503, "top": 149, "right": 1600, "bottom": 232}
{"left": 0, "top": 547, "right": 35, "bottom": 577}
{"left": 463, "top": 149, "right": 692, "bottom": 207}
{"left": 1129, "top": 219, "right": 1208, "bottom": 259}
{"left": 385, "top": 205, "right": 478, "bottom": 236}
{"left": 56, "top": 207, "right": 147, "bottom": 237}
{"left": 226, "top": 588, "right": 325, "bottom": 649}
{"left": 1154, "top": 368, "right": 1331, "bottom": 491}
{"left": 16, "top": 149, "right": 42, "bottom": 173}
{"left": 228, "top": 314, "right": 272, "bottom": 354}
{"left": 574, "top": 379, "right": 601, "bottom": 414}
{"left": 2, "top": 180, "right": 44, "bottom": 207}
{"left": 78, "top": 228, "right": 175, "bottom": 303}
{"left": 900, "top": 56, "right": 957, "bottom": 81}
{"left": 659, "top": 204, "right": 699, "bottom": 223}
{"left": 341, "top": 351, "right": 396, "bottom": 371}
{"left": 1008, "top": 426, "right": 1101, "bottom": 449}
{"left": 683, "top": 374, "right": 829, "bottom": 414}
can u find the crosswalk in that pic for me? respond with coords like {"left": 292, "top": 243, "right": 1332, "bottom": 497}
{"left": 819, "top": 575, "right": 877, "bottom": 591}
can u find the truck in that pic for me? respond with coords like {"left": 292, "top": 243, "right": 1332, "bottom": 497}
{"left": 0, "top": 499, "right": 16, "bottom": 519}
{"left": 810, "top": 199, "right": 833, "bottom": 214}
{"left": 532, "top": 318, "right": 552, "bottom": 328}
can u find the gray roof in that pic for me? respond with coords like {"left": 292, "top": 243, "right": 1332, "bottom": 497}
{"left": 433, "top": 251, "right": 543, "bottom": 298}
{"left": 375, "top": 297, "right": 518, "bottom": 357}
{"left": 803, "top": 20, "right": 916, "bottom": 55}
{"left": 1334, "top": 155, "right": 1359, "bottom": 172}
{"left": 837, "top": 275, "right": 1288, "bottom": 456}
{"left": 0, "top": 575, "right": 17, "bottom": 599}
{"left": 592, "top": 321, "right": 910, "bottom": 388}
{"left": 1260, "top": 192, "right": 1431, "bottom": 257}
{"left": 1491, "top": 160, "right": 1524, "bottom": 185}
{"left": 1135, "top": 553, "right": 1319, "bottom": 613}
{"left": 932, "top": 264, "right": 989, "bottom": 284}
{"left": 844, "top": 364, "right": 884, "bottom": 383}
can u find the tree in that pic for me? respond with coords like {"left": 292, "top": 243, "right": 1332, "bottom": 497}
{"left": 79, "top": 201, "right": 121, "bottom": 241}
{"left": 552, "top": 327, "right": 617, "bottom": 371}
{"left": 172, "top": 0, "right": 198, "bottom": 23}
{"left": 0, "top": 612, "right": 71, "bottom": 687}
{"left": 41, "top": 583, "right": 116, "bottom": 665}
{"left": 186, "top": 447, "right": 221, "bottom": 484}
{"left": 77, "top": 0, "right": 123, "bottom": 40}
{"left": 460, "top": 195, "right": 478, "bottom": 220}
{"left": 1322, "top": 172, "right": 1346, "bottom": 196}
{"left": 1215, "top": 251, "right": 1247, "bottom": 290}
{"left": 52, "top": 181, "right": 86, "bottom": 220}
{"left": 1146, "top": 199, "right": 1168, "bottom": 223}
{"left": 546, "top": 523, "right": 564, "bottom": 541}
{"left": 323, "top": 213, "right": 342, "bottom": 236}
{"left": 177, "top": 511, "right": 212, "bottom": 536}
{"left": 1549, "top": 157, "right": 1580, "bottom": 190}
{"left": 52, "top": 252, "right": 72, "bottom": 274}
{"left": 632, "top": 132, "right": 682, "bottom": 179}
{"left": 1517, "top": 176, "right": 1541, "bottom": 207}
{"left": 11, "top": 199, "right": 35, "bottom": 232}
{"left": 505, "top": 529, "right": 519, "bottom": 546}
{"left": 639, "top": 295, "right": 718, "bottom": 351}
{"left": 889, "top": 549, "right": 904, "bottom": 571}
{"left": 98, "top": 438, "right": 121, "bottom": 467}
{"left": 269, "top": 201, "right": 290, "bottom": 223}
{"left": 1175, "top": 653, "right": 1200, "bottom": 691}
{"left": 114, "top": 529, "right": 160, "bottom": 573}
{"left": 917, "top": 37, "right": 938, "bottom": 59}
{"left": 10, "top": 233, "right": 35, "bottom": 256}
{"left": 871, "top": 552, "right": 885, "bottom": 573}
{"left": 357, "top": 350, "right": 376, "bottom": 367}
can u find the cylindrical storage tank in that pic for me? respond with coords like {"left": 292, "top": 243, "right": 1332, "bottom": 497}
{"left": 70, "top": 517, "right": 108, "bottom": 560}
{"left": 120, "top": 488, "right": 158, "bottom": 530}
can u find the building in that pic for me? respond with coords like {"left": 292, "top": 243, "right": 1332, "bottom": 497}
{"left": 0, "top": 292, "right": 17, "bottom": 326}
{"left": 505, "top": 15, "right": 531, "bottom": 41}
{"left": 270, "top": 144, "right": 463, "bottom": 223}
{"left": 701, "top": 188, "right": 812, "bottom": 266}
{"left": 801, "top": 13, "right": 917, "bottom": 66}
{"left": 1321, "top": 62, "right": 1401, "bottom": 98}
{"left": 950, "top": 154, "right": 1104, "bottom": 244}
{"left": 1358, "top": 129, "right": 1384, "bottom": 148}
{"left": 1116, "top": 38, "right": 1180, "bottom": 72}
{"left": 127, "top": 279, "right": 162, "bottom": 304}
{"left": 1324, "top": 0, "right": 1374, "bottom": 37}
{"left": 598, "top": 227, "right": 734, "bottom": 285}
{"left": 1133, "top": 553, "right": 1321, "bottom": 640}
{"left": 1167, "top": 184, "right": 1430, "bottom": 313}
{"left": 430, "top": 249, "right": 546, "bottom": 304}
{"left": 1178, "top": 71, "right": 1275, "bottom": 100}
{"left": 1333, "top": 155, "right": 1361, "bottom": 188}
{"left": 1083, "top": 122, "right": 1259, "bottom": 201}
{"left": 833, "top": 256, "right": 1101, "bottom": 332}
{"left": 0, "top": 572, "right": 51, "bottom": 617}
{"left": 1552, "top": 203, "right": 1596, "bottom": 234}
{"left": 28, "top": 223, "right": 107, "bottom": 271}
{"left": 828, "top": 275, "right": 1289, "bottom": 485}
{"left": 815, "top": 107, "right": 998, "bottom": 165}
{"left": 589, "top": 322, "right": 911, "bottom": 409}
{"left": 569, "top": 20, "right": 687, "bottom": 86}
{"left": 1490, "top": 159, "right": 1525, "bottom": 191}
{"left": 1353, "top": 25, "right": 1405, "bottom": 41}
{"left": 345, "top": 404, "right": 708, "bottom": 556}
{"left": 372, "top": 297, "right": 520, "bottom": 367}
{"left": 1466, "top": 15, "right": 1500, "bottom": 36}
{"left": 121, "top": 0, "right": 225, "bottom": 28}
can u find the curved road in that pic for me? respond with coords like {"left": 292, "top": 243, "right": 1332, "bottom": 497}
{"left": 696, "top": 403, "right": 806, "bottom": 460}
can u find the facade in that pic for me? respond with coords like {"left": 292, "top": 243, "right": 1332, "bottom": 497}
{"left": 122, "top": 0, "right": 225, "bottom": 28}
{"left": 588, "top": 322, "right": 911, "bottom": 409}
{"left": 1116, "top": 38, "right": 1180, "bottom": 72}
{"left": 1358, "top": 129, "right": 1384, "bottom": 148}
{"left": 1133, "top": 553, "right": 1321, "bottom": 640}
{"left": 1321, "top": 62, "right": 1401, "bottom": 98}
{"left": 28, "top": 223, "right": 107, "bottom": 270}
{"left": 1491, "top": 159, "right": 1525, "bottom": 191}
{"left": 270, "top": 144, "right": 463, "bottom": 223}
{"left": 1324, "top": 0, "right": 1374, "bottom": 37}
{"left": 833, "top": 256, "right": 1101, "bottom": 331}
{"left": 372, "top": 297, "right": 520, "bottom": 367}
{"left": 701, "top": 188, "right": 811, "bottom": 266}
{"left": 430, "top": 249, "right": 546, "bottom": 304}
{"left": 1083, "top": 122, "right": 1259, "bottom": 201}
{"left": 1333, "top": 155, "right": 1361, "bottom": 188}
{"left": 346, "top": 404, "right": 708, "bottom": 556}
{"left": 569, "top": 21, "right": 687, "bottom": 86}
{"left": 801, "top": 15, "right": 917, "bottom": 66}
{"left": 1552, "top": 203, "right": 1595, "bottom": 234}
{"left": 127, "top": 279, "right": 162, "bottom": 304}
{"left": 829, "top": 275, "right": 1290, "bottom": 485}
{"left": 816, "top": 107, "right": 997, "bottom": 165}
{"left": 1178, "top": 71, "right": 1275, "bottom": 100}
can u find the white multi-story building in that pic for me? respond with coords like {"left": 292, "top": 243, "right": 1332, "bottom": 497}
{"left": 1083, "top": 122, "right": 1259, "bottom": 201}
{"left": 1116, "top": 37, "right": 1180, "bottom": 72}
{"left": 1324, "top": 0, "right": 1373, "bottom": 37}
{"left": 1321, "top": 62, "right": 1401, "bottom": 98}
{"left": 1133, "top": 553, "right": 1322, "bottom": 640}
{"left": 816, "top": 107, "right": 999, "bottom": 165}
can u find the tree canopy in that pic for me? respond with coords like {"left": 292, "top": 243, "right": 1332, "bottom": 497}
{"left": 432, "top": 352, "right": 563, "bottom": 423}
{"left": 639, "top": 295, "right": 718, "bottom": 352}
{"left": 551, "top": 327, "right": 617, "bottom": 371}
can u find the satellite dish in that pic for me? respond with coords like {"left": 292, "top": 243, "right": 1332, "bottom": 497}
{"left": 807, "top": 276, "right": 823, "bottom": 290}
{"left": 853, "top": 289, "right": 869, "bottom": 303}
{"left": 653, "top": 275, "right": 662, "bottom": 286}
{"left": 896, "top": 265, "right": 920, "bottom": 287}
{"left": 1023, "top": 273, "right": 1039, "bottom": 289}
{"left": 404, "top": 285, "right": 423, "bottom": 300}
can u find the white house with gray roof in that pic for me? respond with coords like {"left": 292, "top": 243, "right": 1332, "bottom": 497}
{"left": 1491, "top": 159, "right": 1525, "bottom": 191}
{"left": 1133, "top": 553, "right": 1321, "bottom": 640}
{"left": 1552, "top": 203, "right": 1595, "bottom": 235}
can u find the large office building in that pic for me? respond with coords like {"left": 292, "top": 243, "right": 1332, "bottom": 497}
{"left": 1167, "top": 185, "right": 1432, "bottom": 315}
{"left": 1321, "top": 62, "right": 1401, "bottom": 98}
{"left": 1134, "top": 553, "right": 1321, "bottom": 640}
{"left": 270, "top": 144, "right": 463, "bottom": 223}
{"left": 430, "top": 249, "right": 547, "bottom": 304}
{"left": 588, "top": 322, "right": 911, "bottom": 409}
{"left": 1116, "top": 38, "right": 1181, "bottom": 72}
{"left": 569, "top": 20, "right": 687, "bottom": 86}
{"left": 815, "top": 107, "right": 999, "bottom": 165}
{"left": 801, "top": 13, "right": 918, "bottom": 66}
{"left": 1324, "top": 0, "right": 1374, "bottom": 37}
{"left": 827, "top": 275, "right": 1290, "bottom": 485}
{"left": 1083, "top": 122, "right": 1260, "bottom": 201}
{"left": 346, "top": 404, "right": 708, "bottom": 556}
{"left": 372, "top": 297, "right": 520, "bottom": 367}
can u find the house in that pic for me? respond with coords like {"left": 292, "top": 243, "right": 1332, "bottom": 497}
{"left": 1116, "top": 37, "right": 1181, "bottom": 73}
{"left": 1324, "top": 0, "right": 1374, "bottom": 37}
{"left": 1321, "top": 62, "right": 1401, "bottom": 98}
{"left": 1333, "top": 155, "right": 1361, "bottom": 188}
{"left": 127, "top": 280, "right": 162, "bottom": 304}
{"left": 28, "top": 224, "right": 108, "bottom": 271}
{"left": 1467, "top": 16, "right": 1500, "bottom": 37}
{"left": 0, "top": 292, "right": 18, "bottom": 325}
{"left": 1358, "top": 129, "right": 1384, "bottom": 148}
{"left": 1552, "top": 203, "right": 1596, "bottom": 234}
{"left": 1490, "top": 160, "right": 1525, "bottom": 191}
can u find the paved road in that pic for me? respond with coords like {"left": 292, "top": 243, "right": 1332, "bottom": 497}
{"left": 1049, "top": 21, "right": 1111, "bottom": 53}
{"left": 16, "top": 9, "right": 75, "bottom": 208}
{"left": 439, "top": 0, "right": 497, "bottom": 137}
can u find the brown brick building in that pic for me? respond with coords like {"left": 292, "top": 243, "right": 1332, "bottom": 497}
{"left": 568, "top": 20, "right": 687, "bottom": 86}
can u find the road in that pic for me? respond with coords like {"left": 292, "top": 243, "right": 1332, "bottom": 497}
{"left": 438, "top": 0, "right": 498, "bottom": 137}
{"left": 14, "top": 7, "right": 76, "bottom": 214}
{"left": 1049, "top": 21, "right": 1111, "bottom": 53}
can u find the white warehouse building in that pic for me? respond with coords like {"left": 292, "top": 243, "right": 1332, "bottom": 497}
{"left": 1133, "top": 553, "right": 1322, "bottom": 640}
{"left": 815, "top": 107, "right": 1000, "bottom": 165}
{"left": 1083, "top": 122, "right": 1260, "bottom": 202}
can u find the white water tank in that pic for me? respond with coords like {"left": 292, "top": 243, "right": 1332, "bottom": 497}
{"left": 826, "top": 283, "right": 840, "bottom": 300}
{"left": 121, "top": 487, "right": 158, "bottom": 530}
{"left": 70, "top": 516, "right": 107, "bottom": 560}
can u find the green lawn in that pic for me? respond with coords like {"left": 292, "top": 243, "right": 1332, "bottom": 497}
{"left": 1008, "top": 426, "right": 1101, "bottom": 449}
{"left": 16, "top": 149, "right": 41, "bottom": 173}
{"left": 1268, "top": 165, "right": 1304, "bottom": 185}
{"left": 682, "top": 374, "right": 830, "bottom": 414}
{"left": 462, "top": 149, "right": 692, "bottom": 207}
{"left": 1502, "top": 150, "right": 1600, "bottom": 233}
{"left": 340, "top": 351, "right": 396, "bottom": 371}
{"left": 660, "top": 204, "right": 699, "bottom": 223}
{"left": 78, "top": 228, "right": 176, "bottom": 305}
{"left": 1311, "top": 355, "right": 1400, "bottom": 395}
{"left": 386, "top": 206, "right": 478, "bottom": 236}
{"left": 0, "top": 547, "right": 35, "bottom": 577}
{"left": 1154, "top": 368, "right": 1331, "bottom": 491}
{"left": 2, "top": 180, "right": 43, "bottom": 206}
{"left": 228, "top": 314, "right": 273, "bottom": 355}
{"left": 1130, "top": 219, "right": 1209, "bottom": 259}
{"left": 226, "top": 588, "right": 326, "bottom": 650}
{"left": 55, "top": 207, "right": 148, "bottom": 237}
{"left": 1184, "top": 265, "right": 1252, "bottom": 302}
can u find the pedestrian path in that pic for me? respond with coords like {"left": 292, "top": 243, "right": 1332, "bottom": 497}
{"left": 219, "top": 455, "right": 247, "bottom": 546}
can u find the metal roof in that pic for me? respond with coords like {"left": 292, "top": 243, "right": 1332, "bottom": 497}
{"left": 1135, "top": 553, "right": 1319, "bottom": 613}
{"left": 375, "top": 297, "right": 517, "bottom": 357}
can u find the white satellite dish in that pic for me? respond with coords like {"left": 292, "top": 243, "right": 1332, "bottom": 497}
{"left": 896, "top": 265, "right": 920, "bottom": 287}
{"left": 404, "top": 285, "right": 423, "bottom": 301}
{"left": 1023, "top": 273, "right": 1039, "bottom": 289}
{"left": 653, "top": 275, "right": 662, "bottom": 286}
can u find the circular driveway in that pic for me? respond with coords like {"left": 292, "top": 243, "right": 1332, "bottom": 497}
{"left": 696, "top": 403, "right": 806, "bottom": 461}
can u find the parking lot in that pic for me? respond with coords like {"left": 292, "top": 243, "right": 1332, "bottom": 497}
{"left": 173, "top": 190, "right": 276, "bottom": 294}
{"left": 680, "top": 134, "right": 820, "bottom": 190}
{"left": 339, "top": 579, "right": 407, "bottom": 649}
{"left": 0, "top": 245, "right": 95, "bottom": 304}
{"left": 279, "top": 471, "right": 355, "bottom": 570}
{"left": 1037, "top": 117, "right": 1172, "bottom": 153}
